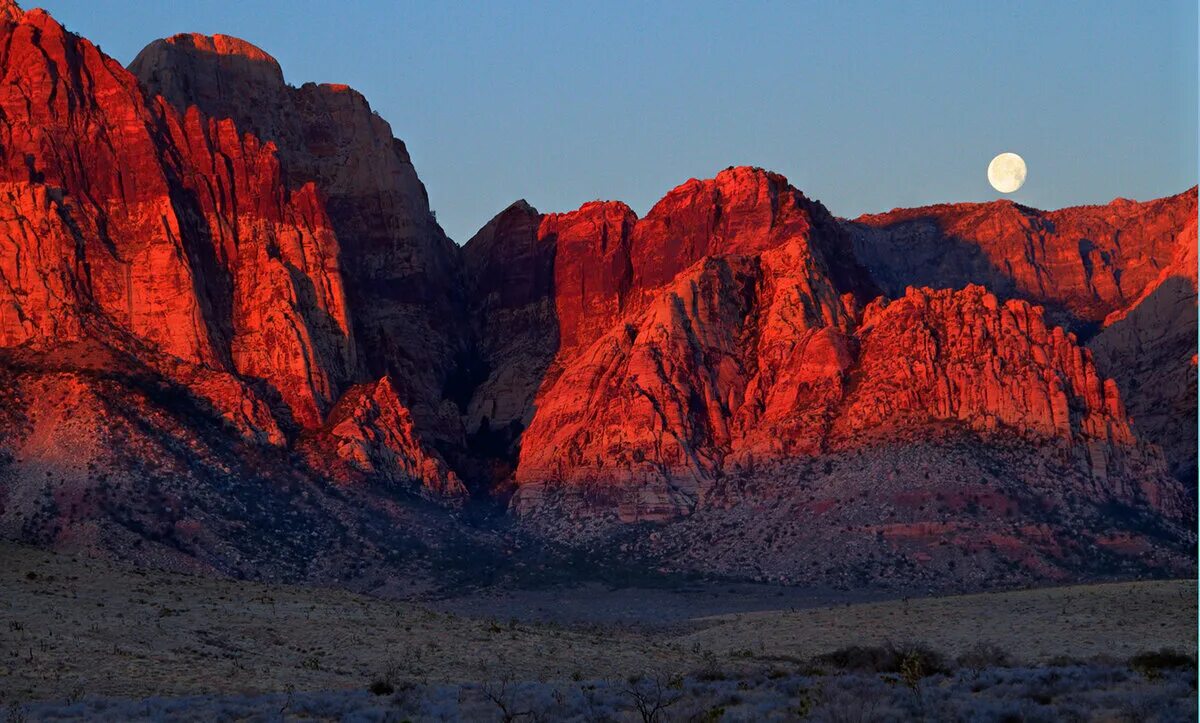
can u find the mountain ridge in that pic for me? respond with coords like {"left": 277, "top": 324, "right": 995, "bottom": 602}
{"left": 0, "top": 2, "right": 1192, "bottom": 591}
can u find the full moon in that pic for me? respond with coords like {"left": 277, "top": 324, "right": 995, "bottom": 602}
{"left": 987, "top": 152, "right": 1026, "bottom": 193}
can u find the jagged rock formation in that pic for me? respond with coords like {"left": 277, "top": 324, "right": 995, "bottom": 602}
{"left": 130, "top": 33, "right": 469, "bottom": 449}
{"left": 846, "top": 190, "right": 1199, "bottom": 484}
{"left": 847, "top": 189, "right": 1197, "bottom": 326}
{"left": 0, "top": 0, "right": 467, "bottom": 580}
{"left": 508, "top": 207, "right": 1178, "bottom": 521}
{"left": 0, "top": 0, "right": 1192, "bottom": 590}
{"left": 476, "top": 169, "right": 1192, "bottom": 585}
{"left": 300, "top": 376, "right": 466, "bottom": 500}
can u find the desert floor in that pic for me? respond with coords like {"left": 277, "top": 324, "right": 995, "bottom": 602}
{"left": 0, "top": 542, "right": 1194, "bottom": 706}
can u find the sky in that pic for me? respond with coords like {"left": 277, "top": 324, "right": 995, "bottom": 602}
{"left": 35, "top": 0, "right": 1199, "bottom": 244}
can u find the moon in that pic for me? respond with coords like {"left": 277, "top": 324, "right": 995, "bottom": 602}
{"left": 987, "top": 152, "right": 1026, "bottom": 193}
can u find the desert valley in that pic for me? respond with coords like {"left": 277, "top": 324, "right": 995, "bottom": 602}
{"left": 0, "top": 1, "right": 1195, "bottom": 720}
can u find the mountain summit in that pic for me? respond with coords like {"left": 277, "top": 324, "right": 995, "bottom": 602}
{"left": 0, "top": 2, "right": 1193, "bottom": 591}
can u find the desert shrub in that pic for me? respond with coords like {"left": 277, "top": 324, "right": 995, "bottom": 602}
{"left": 695, "top": 649, "right": 727, "bottom": 681}
{"left": 367, "top": 679, "right": 394, "bottom": 696}
{"left": 481, "top": 676, "right": 535, "bottom": 722}
{"left": 815, "top": 643, "right": 947, "bottom": 676}
{"left": 1129, "top": 650, "right": 1196, "bottom": 680}
{"left": 815, "top": 645, "right": 890, "bottom": 672}
{"left": 622, "top": 671, "right": 684, "bottom": 723}
{"left": 899, "top": 653, "right": 927, "bottom": 693}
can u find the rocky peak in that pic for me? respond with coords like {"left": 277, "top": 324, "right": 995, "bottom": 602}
{"left": 464, "top": 200, "right": 549, "bottom": 310}
{"left": 632, "top": 166, "right": 873, "bottom": 303}
{"left": 0, "top": 0, "right": 21, "bottom": 23}
{"left": 632, "top": 166, "right": 797, "bottom": 289}
{"left": 161, "top": 33, "right": 280, "bottom": 70}
{"left": 132, "top": 28, "right": 470, "bottom": 451}
{"left": 176, "top": 33, "right": 281, "bottom": 68}
{"left": 848, "top": 188, "right": 1198, "bottom": 326}
{"left": 130, "top": 34, "right": 285, "bottom": 112}
{"left": 539, "top": 200, "right": 637, "bottom": 351}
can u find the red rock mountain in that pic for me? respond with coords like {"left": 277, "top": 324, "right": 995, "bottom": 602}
{"left": 467, "top": 174, "right": 1192, "bottom": 584}
{"left": 846, "top": 192, "right": 1199, "bottom": 483}
{"left": 0, "top": 1, "right": 1192, "bottom": 589}
{"left": 0, "top": 0, "right": 466, "bottom": 562}
{"left": 129, "top": 34, "right": 470, "bottom": 451}
{"left": 847, "top": 190, "right": 1197, "bottom": 325}
{"left": 469, "top": 171, "right": 1182, "bottom": 514}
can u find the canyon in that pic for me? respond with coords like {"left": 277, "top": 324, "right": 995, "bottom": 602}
{"left": 0, "top": 1, "right": 1193, "bottom": 592}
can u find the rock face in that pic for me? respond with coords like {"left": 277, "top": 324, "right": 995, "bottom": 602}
{"left": 130, "top": 33, "right": 469, "bottom": 449}
{"left": 846, "top": 190, "right": 1199, "bottom": 484}
{"left": 478, "top": 170, "right": 1193, "bottom": 585}
{"left": 0, "top": 8, "right": 216, "bottom": 365}
{"left": 0, "top": 1, "right": 1192, "bottom": 590}
{"left": 0, "top": 183, "right": 89, "bottom": 347}
{"left": 0, "top": 2, "right": 463, "bottom": 531}
{"left": 1091, "top": 211, "right": 1198, "bottom": 482}
{"left": 847, "top": 190, "right": 1197, "bottom": 326}
{"left": 300, "top": 377, "right": 466, "bottom": 500}
{"left": 161, "top": 106, "right": 357, "bottom": 429}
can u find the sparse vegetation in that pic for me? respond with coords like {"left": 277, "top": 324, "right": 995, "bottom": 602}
{"left": 815, "top": 642, "right": 948, "bottom": 677}
{"left": 622, "top": 671, "right": 684, "bottom": 723}
{"left": 11, "top": 663, "right": 1198, "bottom": 720}
{"left": 1129, "top": 649, "right": 1196, "bottom": 680}
{"left": 1, "top": 543, "right": 1194, "bottom": 720}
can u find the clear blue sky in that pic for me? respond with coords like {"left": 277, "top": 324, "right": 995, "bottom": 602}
{"left": 34, "top": 0, "right": 1200, "bottom": 244}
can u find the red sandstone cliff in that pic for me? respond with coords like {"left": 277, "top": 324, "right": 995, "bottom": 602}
{"left": 508, "top": 217, "right": 1175, "bottom": 522}
{"left": 0, "top": 4, "right": 462, "bottom": 507}
{"left": 130, "top": 33, "right": 470, "bottom": 451}
{"left": 847, "top": 189, "right": 1197, "bottom": 325}
{"left": 846, "top": 189, "right": 1199, "bottom": 483}
{"left": 0, "top": 0, "right": 1191, "bottom": 589}
{"left": 483, "top": 173, "right": 1192, "bottom": 586}
{"left": 481, "top": 170, "right": 1191, "bottom": 585}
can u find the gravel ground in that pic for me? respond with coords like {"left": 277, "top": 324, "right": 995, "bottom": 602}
{"left": 0, "top": 542, "right": 1194, "bottom": 720}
